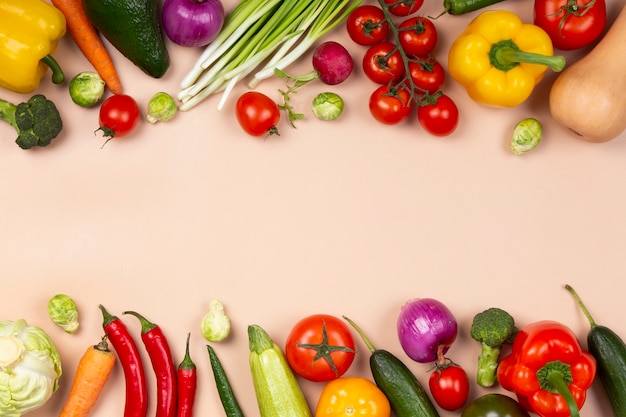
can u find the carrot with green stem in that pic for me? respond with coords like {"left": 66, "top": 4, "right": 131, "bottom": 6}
{"left": 58, "top": 335, "right": 116, "bottom": 417}
{"left": 50, "top": 0, "right": 123, "bottom": 94}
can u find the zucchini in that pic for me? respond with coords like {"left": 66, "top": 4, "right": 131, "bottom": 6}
{"left": 566, "top": 285, "right": 626, "bottom": 417}
{"left": 248, "top": 324, "right": 312, "bottom": 417}
{"left": 207, "top": 345, "right": 244, "bottom": 417}
{"left": 344, "top": 317, "right": 440, "bottom": 417}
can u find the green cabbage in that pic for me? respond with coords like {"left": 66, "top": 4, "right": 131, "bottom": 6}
{"left": 0, "top": 319, "right": 62, "bottom": 417}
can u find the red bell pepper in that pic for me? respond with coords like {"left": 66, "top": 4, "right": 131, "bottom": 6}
{"left": 497, "top": 320, "right": 596, "bottom": 417}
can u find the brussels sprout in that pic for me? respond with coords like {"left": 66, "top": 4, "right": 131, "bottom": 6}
{"left": 511, "top": 118, "right": 542, "bottom": 155}
{"left": 48, "top": 294, "right": 79, "bottom": 334}
{"left": 201, "top": 299, "right": 231, "bottom": 342}
{"left": 312, "top": 92, "right": 344, "bottom": 121}
{"left": 146, "top": 92, "right": 178, "bottom": 123}
{"left": 69, "top": 72, "right": 105, "bottom": 107}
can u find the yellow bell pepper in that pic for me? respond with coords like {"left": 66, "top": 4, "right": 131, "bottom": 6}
{"left": 0, "top": 0, "right": 66, "bottom": 94}
{"left": 447, "top": 10, "right": 566, "bottom": 107}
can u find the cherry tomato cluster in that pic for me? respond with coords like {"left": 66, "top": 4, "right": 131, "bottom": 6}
{"left": 346, "top": 0, "right": 459, "bottom": 136}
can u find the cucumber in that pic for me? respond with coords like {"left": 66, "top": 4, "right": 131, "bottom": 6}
{"left": 566, "top": 285, "right": 626, "bottom": 417}
{"left": 442, "top": 0, "right": 507, "bottom": 15}
{"left": 344, "top": 317, "right": 440, "bottom": 417}
{"left": 207, "top": 345, "right": 244, "bottom": 417}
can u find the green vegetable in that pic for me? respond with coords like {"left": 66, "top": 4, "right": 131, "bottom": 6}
{"left": 312, "top": 92, "right": 344, "bottom": 121}
{"left": 201, "top": 299, "right": 231, "bottom": 343}
{"left": 469, "top": 307, "right": 518, "bottom": 388}
{"left": 248, "top": 324, "right": 312, "bottom": 417}
{"left": 0, "top": 94, "right": 63, "bottom": 149}
{"left": 82, "top": 0, "right": 170, "bottom": 78}
{"left": 462, "top": 394, "right": 530, "bottom": 417}
{"left": 207, "top": 345, "right": 244, "bottom": 417}
{"left": 69, "top": 72, "right": 105, "bottom": 107}
{"left": 344, "top": 316, "right": 440, "bottom": 417}
{"left": 439, "top": 0, "right": 507, "bottom": 15}
{"left": 146, "top": 92, "right": 178, "bottom": 123}
{"left": 0, "top": 319, "right": 62, "bottom": 416}
{"left": 178, "top": 0, "right": 363, "bottom": 111}
{"left": 47, "top": 294, "right": 79, "bottom": 334}
{"left": 565, "top": 284, "right": 626, "bottom": 417}
{"left": 511, "top": 118, "right": 542, "bottom": 155}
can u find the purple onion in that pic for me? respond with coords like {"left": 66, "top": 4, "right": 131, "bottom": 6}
{"left": 162, "top": 0, "right": 225, "bottom": 47}
{"left": 397, "top": 298, "right": 458, "bottom": 363}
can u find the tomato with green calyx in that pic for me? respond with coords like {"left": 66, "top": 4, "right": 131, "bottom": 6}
{"left": 315, "top": 377, "right": 390, "bottom": 417}
{"left": 346, "top": 5, "right": 389, "bottom": 46}
{"left": 369, "top": 84, "right": 412, "bottom": 125}
{"left": 417, "top": 93, "right": 458, "bottom": 136}
{"left": 286, "top": 314, "right": 356, "bottom": 382}
{"left": 407, "top": 56, "right": 445, "bottom": 95}
{"left": 398, "top": 16, "right": 438, "bottom": 57}
{"left": 462, "top": 394, "right": 530, "bottom": 417}
{"left": 534, "top": 0, "right": 606, "bottom": 50}
{"left": 383, "top": 0, "right": 423, "bottom": 16}
{"left": 235, "top": 91, "right": 280, "bottom": 137}
{"left": 97, "top": 94, "right": 140, "bottom": 143}
{"left": 428, "top": 361, "right": 469, "bottom": 411}
{"left": 362, "top": 42, "right": 404, "bottom": 85}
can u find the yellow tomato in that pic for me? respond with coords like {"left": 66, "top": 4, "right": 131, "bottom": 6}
{"left": 315, "top": 377, "right": 391, "bottom": 417}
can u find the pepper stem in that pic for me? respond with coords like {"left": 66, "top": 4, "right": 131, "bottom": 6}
{"left": 489, "top": 39, "right": 566, "bottom": 72}
{"left": 537, "top": 360, "right": 580, "bottom": 417}
{"left": 40, "top": 54, "right": 65, "bottom": 84}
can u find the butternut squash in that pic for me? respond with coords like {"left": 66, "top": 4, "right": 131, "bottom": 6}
{"left": 549, "top": 3, "right": 626, "bottom": 143}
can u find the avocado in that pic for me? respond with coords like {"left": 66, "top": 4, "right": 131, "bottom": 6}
{"left": 82, "top": 0, "right": 170, "bottom": 78}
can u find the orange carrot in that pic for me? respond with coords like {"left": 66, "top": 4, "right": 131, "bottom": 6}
{"left": 58, "top": 336, "right": 116, "bottom": 417}
{"left": 51, "top": 0, "right": 123, "bottom": 94}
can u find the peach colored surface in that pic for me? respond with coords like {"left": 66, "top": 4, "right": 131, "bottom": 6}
{"left": 2, "top": 0, "right": 626, "bottom": 416}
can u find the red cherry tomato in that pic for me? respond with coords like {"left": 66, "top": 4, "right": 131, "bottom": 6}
{"left": 346, "top": 5, "right": 390, "bottom": 46}
{"left": 235, "top": 91, "right": 280, "bottom": 137}
{"left": 533, "top": 0, "right": 606, "bottom": 50}
{"left": 428, "top": 363, "right": 470, "bottom": 411}
{"left": 418, "top": 93, "right": 459, "bottom": 136}
{"left": 369, "top": 84, "right": 412, "bottom": 125}
{"left": 407, "top": 57, "right": 445, "bottom": 94}
{"left": 398, "top": 16, "right": 438, "bottom": 57}
{"left": 98, "top": 94, "right": 140, "bottom": 139}
{"left": 285, "top": 314, "right": 356, "bottom": 382}
{"left": 362, "top": 42, "right": 405, "bottom": 85}
{"left": 383, "top": 0, "right": 423, "bottom": 16}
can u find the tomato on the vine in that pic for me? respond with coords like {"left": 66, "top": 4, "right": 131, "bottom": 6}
{"left": 285, "top": 314, "right": 356, "bottom": 382}
{"left": 533, "top": 0, "right": 606, "bottom": 50}
{"left": 315, "top": 377, "right": 391, "bottom": 417}
{"left": 407, "top": 57, "right": 445, "bottom": 95}
{"left": 235, "top": 91, "right": 280, "bottom": 137}
{"left": 382, "top": 0, "right": 423, "bottom": 16}
{"left": 362, "top": 42, "right": 405, "bottom": 85}
{"left": 418, "top": 93, "right": 459, "bottom": 136}
{"left": 369, "top": 85, "right": 412, "bottom": 125}
{"left": 428, "top": 362, "right": 470, "bottom": 411}
{"left": 398, "top": 16, "right": 438, "bottom": 57}
{"left": 346, "top": 5, "right": 389, "bottom": 46}
{"left": 98, "top": 94, "right": 140, "bottom": 140}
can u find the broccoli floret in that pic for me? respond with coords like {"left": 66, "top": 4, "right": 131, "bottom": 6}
{"left": 0, "top": 94, "right": 63, "bottom": 149}
{"left": 470, "top": 307, "right": 518, "bottom": 388}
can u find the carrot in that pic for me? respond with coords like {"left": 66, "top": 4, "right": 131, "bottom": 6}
{"left": 58, "top": 336, "right": 116, "bottom": 417}
{"left": 51, "top": 0, "right": 123, "bottom": 94}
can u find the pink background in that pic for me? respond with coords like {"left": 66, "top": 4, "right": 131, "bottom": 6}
{"left": 2, "top": 0, "right": 626, "bottom": 416}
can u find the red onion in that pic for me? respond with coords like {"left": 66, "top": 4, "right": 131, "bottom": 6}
{"left": 397, "top": 298, "right": 458, "bottom": 363}
{"left": 162, "top": 0, "right": 225, "bottom": 47}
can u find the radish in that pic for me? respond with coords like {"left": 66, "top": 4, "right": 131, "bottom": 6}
{"left": 312, "top": 41, "right": 353, "bottom": 85}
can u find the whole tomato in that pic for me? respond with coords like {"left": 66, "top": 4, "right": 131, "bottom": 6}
{"left": 429, "top": 362, "right": 470, "bottom": 411}
{"left": 315, "top": 377, "right": 391, "bottom": 417}
{"left": 418, "top": 93, "right": 459, "bottom": 136}
{"left": 398, "top": 16, "right": 438, "bottom": 57}
{"left": 369, "top": 85, "right": 412, "bottom": 125}
{"left": 533, "top": 0, "right": 606, "bottom": 50}
{"left": 346, "top": 5, "right": 389, "bottom": 46}
{"left": 235, "top": 91, "right": 280, "bottom": 137}
{"left": 285, "top": 314, "right": 356, "bottom": 382}
{"left": 407, "top": 57, "right": 445, "bottom": 94}
{"left": 362, "top": 42, "right": 405, "bottom": 85}
{"left": 98, "top": 94, "right": 140, "bottom": 140}
{"left": 382, "top": 0, "right": 423, "bottom": 16}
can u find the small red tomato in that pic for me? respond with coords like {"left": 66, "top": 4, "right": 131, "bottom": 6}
{"left": 98, "top": 94, "right": 140, "bottom": 140}
{"left": 285, "top": 314, "right": 356, "bottom": 382}
{"left": 362, "top": 42, "right": 405, "bottom": 85}
{"left": 346, "top": 5, "right": 389, "bottom": 46}
{"left": 407, "top": 57, "right": 445, "bottom": 95}
{"left": 398, "top": 16, "right": 438, "bottom": 57}
{"left": 428, "top": 363, "right": 470, "bottom": 411}
{"left": 383, "top": 0, "right": 423, "bottom": 16}
{"left": 235, "top": 91, "right": 280, "bottom": 137}
{"left": 369, "top": 84, "right": 412, "bottom": 125}
{"left": 418, "top": 93, "right": 459, "bottom": 136}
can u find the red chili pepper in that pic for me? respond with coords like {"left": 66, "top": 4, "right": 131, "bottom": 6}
{"left": 497, "top": 320, "right": 596, "bottom": 417}
{"left": 176, "top": 333, "right": 197, "bottom": 417}
{"left": 124, "top": 310, "right": 177, "bottom": 417}
{"left": 99, "top": 305, "right": 149, "bottom": 417}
